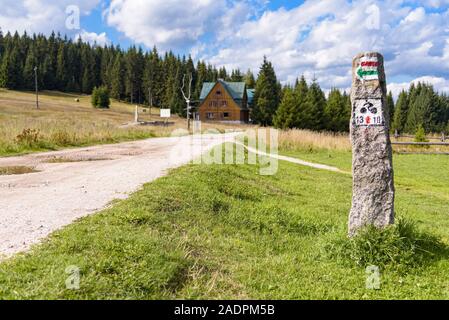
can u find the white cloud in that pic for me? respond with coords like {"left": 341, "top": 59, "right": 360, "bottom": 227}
{"left": 106, "top": 0, "right": 228, "bottom": 50}
{"left": 389, "top": 76, "right": 449, "bottom": 98}
{"left": 75, "top": 29, "right": 110, "bottom": 46}
{"left": 0, "top": 1, "right": 101, "bottom": 39}
{"left": 197, "top": 0, "right": 449, "bottom": 92}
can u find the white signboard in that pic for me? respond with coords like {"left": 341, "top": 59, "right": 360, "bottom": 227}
{"left": 160, "top": 109, "right": 171, "bottom": 118}
{"left": 353, "top": 99, "right": 383, "bottom": 127}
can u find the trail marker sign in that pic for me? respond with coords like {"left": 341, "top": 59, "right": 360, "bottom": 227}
{"left": 353, "top": 99, "right": 384, "bottom": 126}
{"left": 349, "top": 52, "right": 395, "bottom": 236}
{"left": 356, "top": 56, "right": 379, "bottom": 81}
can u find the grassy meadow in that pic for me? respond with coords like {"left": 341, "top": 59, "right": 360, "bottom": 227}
{"left": 0, "top": 89, "right": 249, "bottom": 156}
{"left": 0, "top": 133, "right": 448, "bottom": 299}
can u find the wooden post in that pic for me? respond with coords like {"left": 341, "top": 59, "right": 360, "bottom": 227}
{"left": 34, "top": 66, "right": 39, "bottom": 109}
{"left": 348, "top": 52, "right": 395, "bottom": 236}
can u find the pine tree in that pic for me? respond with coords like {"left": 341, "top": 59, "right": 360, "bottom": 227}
{"left": 273, "top": 86, "right": 296, "bottom": 129}
{"left": 0, "top": 28, "right": 4, "bottom": 62}
{"left": 124, "top": 46, "right": 143, "bottom": 103}
{"left": 230, "top": 69, "right": 243, "bottom": 82}
{"left": 244, "top": 69, "right": 256, "bottom": 89}
{"left": 325, "top": 88, "right": 348, "bottom": 132}
{"left": 252, "top": 57, "right": 280, "bottom": 126}
{"left": 392, "top": 90, "right": 408, "bottom": 133}
{"left": 194, "top": 61, "right": 207, "bottom": 100}
{"left": 42, "top": 54, "right": 56, "bottom": 91}
{"left": 294, "top": 75, "right": 308, "bottom": 129}
{"left": 81, "top": 46, "right": 95, "bottom": 93}
{"left": 405, "top": 83, "right": 440, "bottom": 133}
{"left": 170, "top": 65, "right": 184, "bottom": 116}
{"left": 56, "top": 43, "right": 68, "bottom": 90}
{"left": 302, "top": 80, "right": 326, "bottom": 130}
{"left": 23, "top": 46, "right": 37, "bottom": 90}
{"left": 64, "top": 43, "right": 77, "bottom": 91}
{"left": 386, "top": 91, "right": 395, "bottom": 125}
{"left": 110, "top": 53, "right": 124, "bottom": 100}
{"left": 405, "top": 83, "right": 430, "bottom": 133}
{"left": 1, "top": 46, "right": 22, "bottom": 89}
{"left": 342, "top": 91, "right": 352, "bottom": 131}
{"left": 218, "top": 66, "right": 228, "bottom": 80}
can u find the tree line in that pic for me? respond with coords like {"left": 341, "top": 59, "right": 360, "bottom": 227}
{"left": 392, "top": 83, "right": 449, "bottom": 134}
{"left": 0, "top": 30, "right": 255, "bottom": 116}
{"left": 252, "top": 57, "right": 351, "bottom": 132}
{"left": 1, "top": 30, "right": 449, "bottom": 133}
{"left": 252, "top": 57, "right": 449, "bottom": 134}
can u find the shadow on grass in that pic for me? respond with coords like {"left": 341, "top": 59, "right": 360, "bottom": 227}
{"left": 326, "top": 218, "right": 449, "bottom": 273}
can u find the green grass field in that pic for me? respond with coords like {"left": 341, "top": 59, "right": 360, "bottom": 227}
{"left": 0, "top": 144, "right": 448, "bottom": 299}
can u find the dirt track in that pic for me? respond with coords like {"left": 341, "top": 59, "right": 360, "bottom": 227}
{"left": 0, "top": 133, "right": 237, "bottom": 258}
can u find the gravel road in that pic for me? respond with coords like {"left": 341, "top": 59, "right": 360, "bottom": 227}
{"left": 0, "top": 133, "right": 237, "bottom": 258}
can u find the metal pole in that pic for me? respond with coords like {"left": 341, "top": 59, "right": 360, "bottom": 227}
{"left": 187, "top": 100, "right": 191, "bottom": 131}
{"left": 34, "top": 66, "right": 39, "bottom": 109}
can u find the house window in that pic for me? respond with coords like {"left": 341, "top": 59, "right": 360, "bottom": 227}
{"left": 216, "top": 90, "right": 222, "bottom": 95}
{"left": 222, "top": 100, "right": 227, "bottom": 107}
{"left": 223, "top": 112, "right": 230, "bottom": 118}
{"left": 207, "top": 112, "right": 214, "bottom": 119}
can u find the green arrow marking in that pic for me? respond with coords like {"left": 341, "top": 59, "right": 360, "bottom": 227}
{"left": 357, "top": 67, "right": 378, "bottom": 79}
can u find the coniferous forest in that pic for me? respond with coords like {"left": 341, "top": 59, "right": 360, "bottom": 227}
{"left": 1, "top": 30, "right": 449, "bottom": 133}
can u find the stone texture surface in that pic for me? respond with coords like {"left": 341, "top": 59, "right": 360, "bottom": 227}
{"left": 348, "top": 52, "right": 395, "bottom": 236}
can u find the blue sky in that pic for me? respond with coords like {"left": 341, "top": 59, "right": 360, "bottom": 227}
{"left": 1, "top": 0, "right": 449, "bottom": 95}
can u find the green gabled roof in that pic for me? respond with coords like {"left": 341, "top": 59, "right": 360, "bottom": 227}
{"left": 199, "top": 82, "right": 216, "bottom": 100}
{"left": 200, "top": 80, "right": 246, "bottom": 101}
{"left": 247, "top": 89, "right": 255, "bottom": 105}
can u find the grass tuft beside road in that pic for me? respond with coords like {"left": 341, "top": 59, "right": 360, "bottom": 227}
{"left": 0, "top": 166, "right": 38, "bottom": 175}
{"left": 0, "top": 144, "right": 448, "bottom": 299}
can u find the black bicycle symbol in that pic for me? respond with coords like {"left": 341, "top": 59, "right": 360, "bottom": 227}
{"left": 360, "top": 100, "right": 378, "bottom": 114}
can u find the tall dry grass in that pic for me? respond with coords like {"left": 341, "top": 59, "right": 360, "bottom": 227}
{"left": 278, "top": 129, "right": 351, "bottom": 152}
{"left": 0, "top": 89, "right": 255, "bottom": 156}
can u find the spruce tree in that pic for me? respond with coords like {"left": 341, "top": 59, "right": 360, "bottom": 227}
{"left": 170, "top": 65, "right": 184, "bottom": 116}
{"left": 124, "top": 46, "right": 143, "bottom": 103}
{"left": 386, "top": 91, "right": 395, "bottom": 125}
{"left": 392, "top": 90, "right": 408, "bottom": 133}
{"left": 110, "top": 54, "right": 124, "bottom": 100}
{"left": 218, "top": 66, "right": 228, "bottom": 80}
{"left": 303, "top": 80, "right": 326, "bottom": 130}
{"left": 1, "top": 46, "right": 22, "bottom": 89}
{"left": 252, "top": 57, "right": 280, "bottom": 126}
{"left": 405, "top": 84, "right": 429, "bottom": 133}
{"left": 294, "top": 75, "right": 308, "bottom": 128}
{"left": 230, "top": 69, "right": 243, "bottom": 82}
{"left": 0, "top": 28, "right": 4, "bottom": 62}
{"left": 244, "top": 69, "right": 256, "bottom": 89}
{"left": 23, "top": 46, "right": 37, "bottom": 90}
{"left": 194, "top": 61, "right": 207, "bottom": 100}
{"left": 325, "top": 88, "right": 348, "bottom": 132}
{"left": 274, "top": 86, "right": 296, "bottom": 129}
{"left": 56, "top": 43, "right": 68, "bottom": 90}
{"left": 42, "top": 54, "right": 55, "bottom": 90}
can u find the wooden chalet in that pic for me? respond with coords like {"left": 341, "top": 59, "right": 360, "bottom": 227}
{"left": 198, "top": 80, "right": 254, "bottom": 123}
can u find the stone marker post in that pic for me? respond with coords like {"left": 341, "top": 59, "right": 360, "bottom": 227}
{"left": 348, "top": 52, "right": 395, "bottom": 236}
